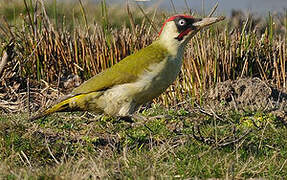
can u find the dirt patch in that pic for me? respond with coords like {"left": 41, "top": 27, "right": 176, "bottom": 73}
{"left": 205, "top": 78, "right": 287, "bottom": 113}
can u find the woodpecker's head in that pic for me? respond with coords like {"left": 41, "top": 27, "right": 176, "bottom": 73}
{"left": 158, "top": 14, "right": 224, "bottom": 50}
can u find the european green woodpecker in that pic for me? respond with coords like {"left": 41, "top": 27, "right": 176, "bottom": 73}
{"left": 30, "top": 14, "right": 224, "bottom": 120}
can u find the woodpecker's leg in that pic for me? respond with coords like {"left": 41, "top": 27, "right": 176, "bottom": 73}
{"left": 149, "top": 114, "right": 172, "bottom": 120}
{"left": 115, "top": 114, "right": 153, "bottom": 132}
{"left": 128, "top": 114, "right": 154, "bottom": 132}
{"left": 116, "top": 114, "right": 147, "bottom": 123}
{"left": 132, "top": 114, "right": 149, "bottom": 122}
{"left": 118, "top": 115, "right": 134, "bottom": 123}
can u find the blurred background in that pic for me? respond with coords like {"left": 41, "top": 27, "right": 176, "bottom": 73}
{"left": 107, "top": 0, "right": 287, "bottom": 15}
{"left": 2, "top": 0, "right": 287, "bottom": 15}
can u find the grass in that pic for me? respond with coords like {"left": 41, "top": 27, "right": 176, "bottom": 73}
{"left": 0, "top": 107, "right": 287, "bottom": 179}
{"left": 0, "top": 0, "right": 287, "bottom": 179}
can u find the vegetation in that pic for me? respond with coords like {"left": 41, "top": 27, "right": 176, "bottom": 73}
{"left": 1, "top": 107, "right": 287, "bottom": 179}
{"left": 0, "top": 0, "right": 286, "bottom": 179}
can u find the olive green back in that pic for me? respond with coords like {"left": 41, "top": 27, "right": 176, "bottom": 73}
{"left": 71, "top": 41, "right": 169, "bottom": 95}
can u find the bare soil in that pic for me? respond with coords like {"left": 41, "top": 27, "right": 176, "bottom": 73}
{"left": 205, "top": 78, "right": 287, "bottom": 116}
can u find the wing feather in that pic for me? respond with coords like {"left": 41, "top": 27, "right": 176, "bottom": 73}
{"left": 71, "top": 41, "right": 169, "bottom": 95}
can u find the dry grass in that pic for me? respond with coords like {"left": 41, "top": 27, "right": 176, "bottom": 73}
{"left": 0, "top": 1, "right": 286, "bottom": 113}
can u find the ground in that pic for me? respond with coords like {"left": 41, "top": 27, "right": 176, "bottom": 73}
{"left": 206, "top": 78, "right": 287, "bottom": 112}
{"left": 0, "top": 78, "right": 287, "bottom": 179}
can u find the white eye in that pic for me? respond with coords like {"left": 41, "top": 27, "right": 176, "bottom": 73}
{"left": 178, "top": 19, "right": 186, "bottom": 26}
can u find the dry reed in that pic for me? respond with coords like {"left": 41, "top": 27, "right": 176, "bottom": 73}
{"left": 0, "top": 1, "right": 286, "bottom": 112}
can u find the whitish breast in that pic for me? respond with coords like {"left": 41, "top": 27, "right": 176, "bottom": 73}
{"left": 132, "top": 56, "right": 183, "bottom": 104}
{"left": 97, "top": 56, "right": 183, "bottom": 116}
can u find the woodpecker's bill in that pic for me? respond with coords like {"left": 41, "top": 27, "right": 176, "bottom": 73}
{"left": 30, "top": 14, "right": 225, "bottom": 120}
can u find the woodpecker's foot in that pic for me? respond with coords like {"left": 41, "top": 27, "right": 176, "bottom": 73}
{"left": 131, "top": 114, "right": 149, "bottom": 122}
{"left": 117, "top": 116, "right": 134, "bottom": 123}
{"left": 128, "top": 114, "right": 153, "bottom": 132}
{"left": 117, "top": 114, "right": 154, "bottom": 132}
{"left": 116, "top": 114, "right": 148, "bottom": 123}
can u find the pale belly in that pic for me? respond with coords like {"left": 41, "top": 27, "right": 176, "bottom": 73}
{"left": 95, "top": 58, "right": 182, "bottom": 116}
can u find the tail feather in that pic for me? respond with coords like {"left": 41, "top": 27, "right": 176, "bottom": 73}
{"left": 28, "top": 92, "right": 102, "bottom": 121}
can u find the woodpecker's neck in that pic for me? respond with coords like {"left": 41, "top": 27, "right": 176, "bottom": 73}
{"left": 157, "top": 22, "right": 188, "bottom": 58}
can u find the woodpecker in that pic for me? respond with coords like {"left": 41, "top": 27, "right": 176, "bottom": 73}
{"left": 30, "top": 14, "right": 224, "bottom": 120}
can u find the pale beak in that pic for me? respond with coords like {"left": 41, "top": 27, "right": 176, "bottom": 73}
{"left": 182, "top": 16, "right": 225, "bottom": 44}
{"left": 193, "top": 16, "right": 225, "bottom": 29}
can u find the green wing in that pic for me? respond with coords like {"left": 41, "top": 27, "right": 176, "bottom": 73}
{"left": 71, "top": 41, "right": 169, "bottom": 95}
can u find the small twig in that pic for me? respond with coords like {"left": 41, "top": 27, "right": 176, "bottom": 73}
{"left": 27, "top": 77, "right": 31, "bottom": 117}
{"left": 0, "top": 41, "right": 14, "bottom": 77}
{"left": 276, "top": 90, "right": 282, "bottom": 105}
{"left": 24, "top": 36, "right": 44, "bottom": 64}
{"left": 201, "top": 0, "right": 205, "bottom": 16}
{"left": 23, "top": 0, "right": 35, "bottom": 35}
{"left": 20, "top": 150, "right": 32, "bottom": 168}
{"left": 169, "top": 0, "right": 177, "bottom": 14}
{"left": 193, "top": 123, "right": 251, "bottom": 147}
{"left": 192, "top": 125, "right": 215, "bottom": 145}
{"left": 170, "top": 97, "right": 191, "bottom": 108}
{"left": 18, "top": 152, "right": 26, "bottom": 165}
{"left": 0, "top": 51, "right": 9, "bottom": 77}
{"left": 251, "top": 118, "right": 263, "bottom": 130}
{"left": 147, "top": 8, "right": 158, "bottom": 37}
{"left": 194, "top": 102, "right": 225, "bottom": 122}
{"left": 78, "top": 0, "right": 88, "bottom": 31}
{"left": 126, "top": 1, "right": 137, "bottom": 38}
{"left": 45, "top": 137, "right": 60, "bottom": 164}
{"left": 56, "top": 70, "right": 61, "bottom": 98}
{"left": 207, "top": 2, "right": 219, "bottom": 17}
{"left": 39, "top": 0, "right": 54, "bottom": 32}
{"left": 1, "top": 16, "right": 14, "bottom": 38}
{"left": 135, "top": 2, "right": 158, "bottom": 34}
{"left": 231, "top": 94, "right": 238, "bottom": 111}
{"left": 278, "top": 158, "right": 287, "bottom": 173}
{"left": 184, "top": 0, "right": 192, "bottom": 14}
{"left": 194, "top": 102, "right": 213, "bottom": 116}
{"left": 217, "top": 130, "right": 251, "bottom": 147}
{"left": 208, "top": 106, "right": 225, "bottom": 121}
{"left": 33, "top": 0, "right": 39, "bottom": 39}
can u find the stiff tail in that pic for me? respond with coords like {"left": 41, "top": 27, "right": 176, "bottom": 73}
{"left": 28, "top": 92, "right": 101, "bottom": 121}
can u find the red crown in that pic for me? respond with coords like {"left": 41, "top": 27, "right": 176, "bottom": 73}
{"left": 158, "top": 14, "right": 194, "bottom": 36}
